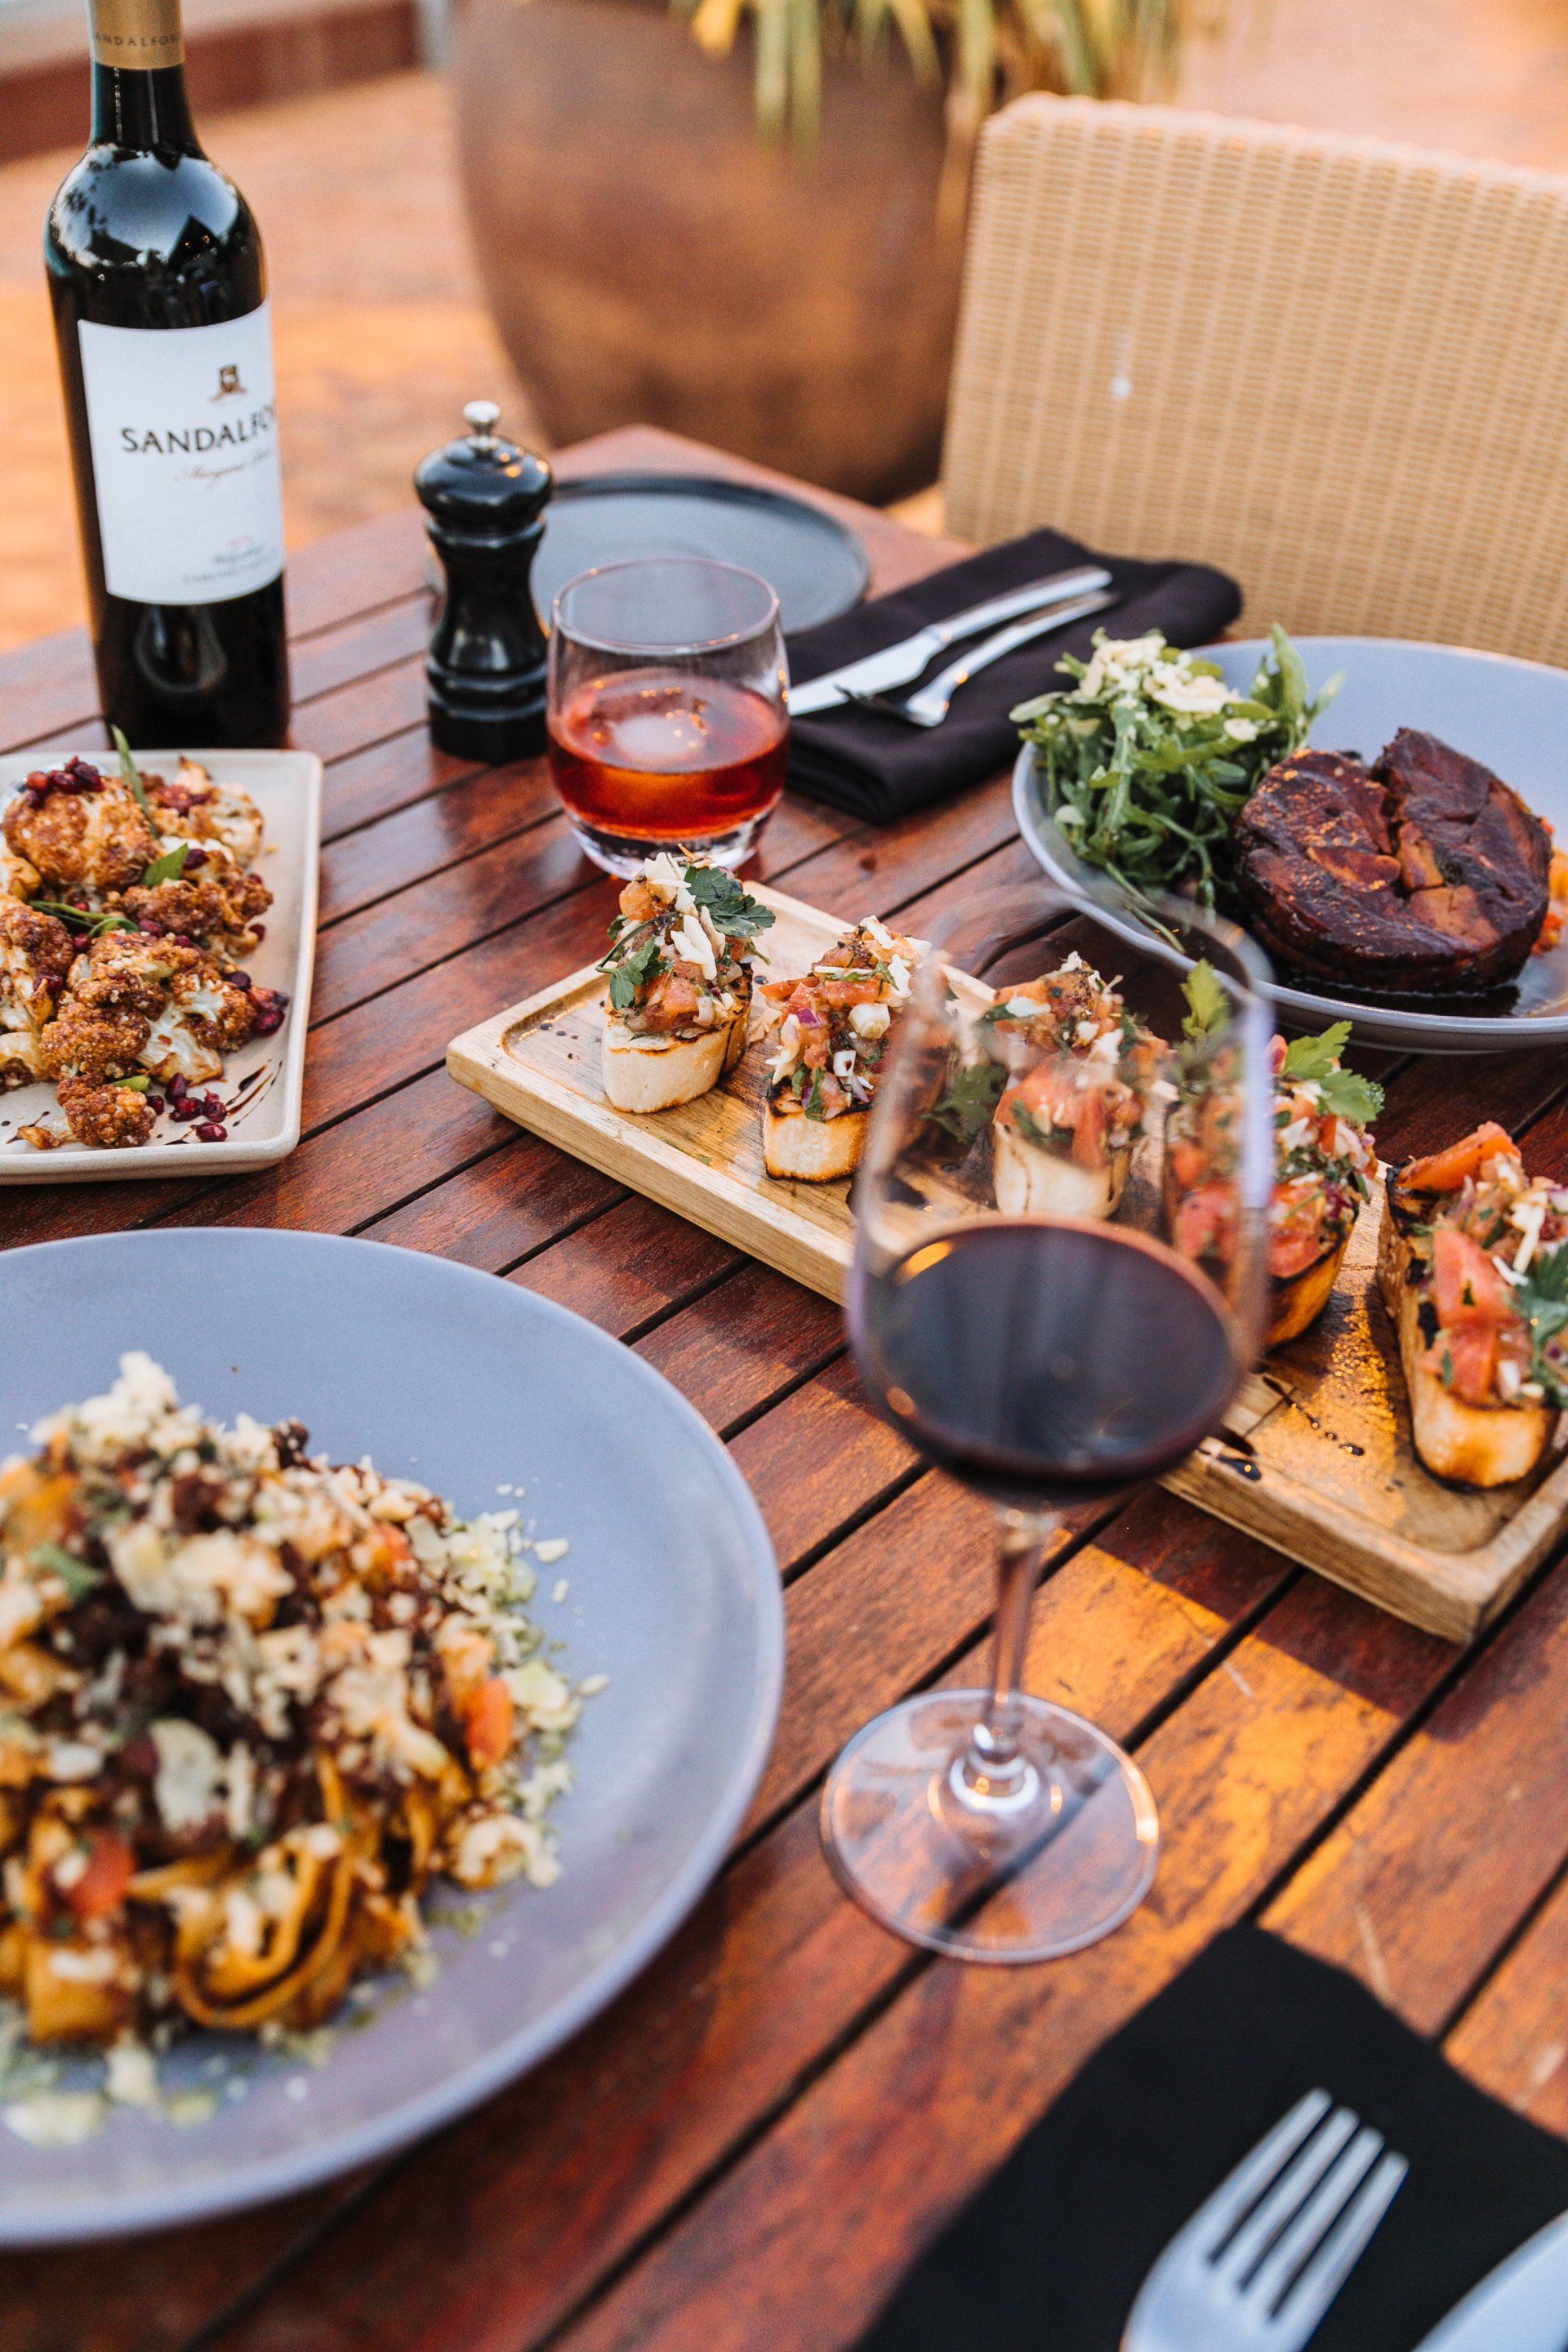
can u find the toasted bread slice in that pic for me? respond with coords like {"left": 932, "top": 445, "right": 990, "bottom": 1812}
{"left": 992, "top": 1120, "right": 1130, "bottom": 1220}
{"left": 1267, "top": 1233, "right": 1352, "bottom": 1348}
{"left": 1377, "top": 1199, "right": 1552, "bottom": 1486}
{"left": 764, "top": 1097, "right": 866, "bottom": 1181}
{"left": 601, "top": 1006, "right": 747, "bottom": 1113}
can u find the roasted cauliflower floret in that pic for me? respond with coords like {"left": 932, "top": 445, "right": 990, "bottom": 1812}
{"left": 117, "top": 863, "right": 271, "bottom": 951}
{"left": 2, "top": 761, "right": 158, "bottom": 892}
{"left": 167, "top": 962, "right": 257, "bottom": 1055}
{"left": 56, "top": 1076, "right": 157, "bottom": 1150}
{"left": 0, "top": 1030, "right": 45, "bottom": 1089}
{"left": 146, "top": 760, "right": 265, "bottom": 867}
{"left": 39, "top": 1003, "right": 151, "bottom": 1087}
{"left": 0, "top": 897, "right": 75, "bottom": 1040}
{"left": 0, "top": 838, "right": 40, "bottom": 900}
{"left": 65, "top": 931, "right": 202, "bottom": 1020}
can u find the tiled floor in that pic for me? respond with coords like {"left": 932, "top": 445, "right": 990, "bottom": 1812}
{"left": 2, "top": 0, "right": 1566, "bottom": 655}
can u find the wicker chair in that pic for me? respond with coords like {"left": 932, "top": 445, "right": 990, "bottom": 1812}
{"left": 941, "top": 96, "right": 1568, "bottom": 665}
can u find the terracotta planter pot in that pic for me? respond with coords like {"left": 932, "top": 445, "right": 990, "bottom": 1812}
{"left": 454, "top": 0, "right": 966, "bottom": 502}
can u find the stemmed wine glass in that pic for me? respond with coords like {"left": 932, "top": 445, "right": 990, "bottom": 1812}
{"left": 821, "top": 878, "right": 1275, "bottom": 1963}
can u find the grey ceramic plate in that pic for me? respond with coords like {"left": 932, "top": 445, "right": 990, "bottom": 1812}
{"left": 535, "top": 472, "right": 871, "bottom": 634}
{"left": 1013, "top": 636, "right": 1568, "bottom": 1050}
{"left": 0, "top": 1229, "right": 782, "bottom": 2243}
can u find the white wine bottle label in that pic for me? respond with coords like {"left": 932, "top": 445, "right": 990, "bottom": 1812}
{"left": 77, "top": 303, "right": 284, "bottom": 605}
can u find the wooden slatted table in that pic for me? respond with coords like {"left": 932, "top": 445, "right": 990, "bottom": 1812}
{"left": 7, "top": 424, "right": 1568, "bottom": 2351}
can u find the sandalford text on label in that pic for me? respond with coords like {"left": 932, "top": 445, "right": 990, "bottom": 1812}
{"left": 77, "top": 305, "right": 284, "bottom": 605}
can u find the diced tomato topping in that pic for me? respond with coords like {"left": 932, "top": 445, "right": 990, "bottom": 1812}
{"left": 1434, "top": 1321, "right": 1499, "bottom": 1406}
{"left": 1268, "top": 1197, "right": 1330, "bottom": 1280}
{"left": 463, "top": 1677, "right": 515, "bottom": 1775}
{"left": 1168, "top": 1138, "right": 1208, "bottom": 1191}
{"left": 1401, "top": 1123, "right": 1517, "bottom": 1195}
{"left": 65, "top": 1831, "right": 134, "bottom": 1923}
{"left": 1071, "top": 1081, "right": 1108, "bottom": 1169}
{"left": 1173, "top": 1181, "right": 1236, "bottom": 1266}
{"left": 1432, "top": 1226, "right": 1509, "bottom": 1328}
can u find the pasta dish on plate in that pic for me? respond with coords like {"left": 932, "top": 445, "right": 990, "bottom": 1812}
{"left": 0, "top": 1356, "right": 586, "bottom": 2052}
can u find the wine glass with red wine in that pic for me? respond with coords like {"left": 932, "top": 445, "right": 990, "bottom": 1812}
{"left": 822, "top": 881, "right": 1274, "bottom": 1962}
{"left": 547, "top": 557, "right": 788, "bottom": 877}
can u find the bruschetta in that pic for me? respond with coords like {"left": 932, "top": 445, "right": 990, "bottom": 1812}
{"left": 598, "top": 853, "right": 774, "bottom": 1114}
{"left": 760, "top": 917, "right": 925, "bottom": 1180}
{"left": 1167, "top": 978, "right": 1382, "bottom": 1347}
{"left": 1379, "top": 1122, "right": 1566, "bottom": 1486}
{"left": 978, "top": 956, "right": 1161, "bottom": 1219}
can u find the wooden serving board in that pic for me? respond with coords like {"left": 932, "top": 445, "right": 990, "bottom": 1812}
{"left": 448, "top": 884, "right": 1568, "bottom": 1645}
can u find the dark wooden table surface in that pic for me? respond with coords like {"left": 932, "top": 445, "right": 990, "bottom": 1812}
{"left": 7, "top": 424, "right": 1568, "bottom": 2352}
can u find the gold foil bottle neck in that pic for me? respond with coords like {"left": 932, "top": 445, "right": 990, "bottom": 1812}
{"left": 88, "top": 0, "right": 185, "bottom": 67}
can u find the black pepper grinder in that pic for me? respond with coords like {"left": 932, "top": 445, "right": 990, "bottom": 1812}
{"left": 415, "top": 400, "right": 553, "bottom": 763}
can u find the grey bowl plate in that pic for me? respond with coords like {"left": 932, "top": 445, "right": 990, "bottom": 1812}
{"left": 534, "top": 472, "right": 871, "bottom": 633}
{"left": 1013, "top": 635, "right": 1568, "bottom": 1050}
{"left": 0, "top": 1229, "right": 782, "bottom": 2243}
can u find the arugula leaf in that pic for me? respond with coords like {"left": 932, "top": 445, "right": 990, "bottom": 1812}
{"left": 140, "top": 843, "right": 189, "bottom": 888}
{"left": 29, "top": 1542, "right": 104, "bottom": 1601}
{"left": 1281, "top": 1022, "right": 1353, "bottom": 1083}
{"left": 1182, "top": 960, "right": 1229, "bottom": 1040}
{"left": 683, "top": 865, "right": 775, "bottom": 942}
{"left": 608, "top": 933, "right": 665, "bottom": 1011}
{"left": 112, "top": 725, "right": 155, "bottom": 820}
{"left": 933, "top": 1058, "right": 1005, "bottom": 1141}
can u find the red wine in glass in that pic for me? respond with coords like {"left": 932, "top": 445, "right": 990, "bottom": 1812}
{"left": 852, "top": 1218, "right": 1242, "bottom": 1512}
{"left": 548, "top": 669, "right": 786, "bottom": 849}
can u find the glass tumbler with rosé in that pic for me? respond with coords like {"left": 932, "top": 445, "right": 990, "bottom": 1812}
{"left": 546, "top": 557, "right": 788, "bottom": 877}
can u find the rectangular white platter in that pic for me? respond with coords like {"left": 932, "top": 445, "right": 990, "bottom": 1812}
{"left": 0, "top": 746, "right": 320, "bottom": 1183}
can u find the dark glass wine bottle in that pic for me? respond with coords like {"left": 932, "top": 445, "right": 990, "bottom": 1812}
{"left": 46, "top": 0, "right": 290, "bottom": 746}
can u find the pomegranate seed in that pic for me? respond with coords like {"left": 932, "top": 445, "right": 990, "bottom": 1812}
{"left": 171, "top": 933, "right": 192, "bottom": 947}
{"left": 169, "top": 1100, "right": 203, "bottom": 1122}
{"left": 229, "top": 969, "right": 252, "bottom": 991}
{"left": 168, "top": 1075, "right": 187, "bottom": 1098}
{"left": 202, "top": 1093, "right": 225, "bottom": 1117}
{"left": 148, "top": 1096, "right": 165, "bottom": 1113}
{"left": 194, "top": 1121, "right": 227, "bottom": 1142}
{"left": 251, "top": 924, "right": 266, "bottom": 942}
{"left": 185, "top": 847, "right": 207, "bottom": 870}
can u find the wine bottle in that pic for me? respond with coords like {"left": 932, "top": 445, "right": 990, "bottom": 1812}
{"left": 46, "top": 0, "right": 290, "bottom": 746}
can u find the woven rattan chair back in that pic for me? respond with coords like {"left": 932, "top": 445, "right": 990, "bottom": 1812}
{"left": 942, "top": 97, "right": 1568, "bottom": 662}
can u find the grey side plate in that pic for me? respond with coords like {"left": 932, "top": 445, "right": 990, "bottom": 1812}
{"left": 536, "top": 471, "right": 871, "bottom": 633}
{"left": 1013, "top": 636, "right": 1568, "bottom": 1050}
{"left": 0, "top": 1229, "right": 782, "bottom": 2243}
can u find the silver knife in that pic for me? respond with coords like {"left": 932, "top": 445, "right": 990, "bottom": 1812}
{"left": 1412, "top": 2206, "right": 1568, "bottom": 2350}
{"left": 787, "top": 564, "right": 1112, "bottom": 715}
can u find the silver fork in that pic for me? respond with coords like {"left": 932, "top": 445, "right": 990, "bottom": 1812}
{"left": 844, "top": 590, "right": 1114, "bottom": 727}
{"left": 1123, "top": 2088, "right": 1409, "bottom": 2351}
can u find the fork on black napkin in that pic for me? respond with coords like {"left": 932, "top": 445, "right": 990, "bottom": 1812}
{"left": 784, "top": 526, "right": 1241, "bottom": 826}
{"left": 858, "top": 1924, "right": 1568, "bottom": 2352}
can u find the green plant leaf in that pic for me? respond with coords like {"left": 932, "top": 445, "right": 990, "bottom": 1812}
{"left": 683, "top": 865, "right": 775, "bottom": 940}
{"left": 1181, "top": 960, "right": 1228, "bottom": 1039}
{"left": 1281, "top": 1022, "right": 1353, "bottom": 1083}
{"left": 29, "top": 1542, "right": 104, "bottom": 1601}
{"left": 140, "top": 843, "right": 189, "bottom": 888}
{"left": 112, "top": 725, "right": 154, "bottom": 819}
{"left": 933, "top": 1057, "right": 1005, "bottom": 1140}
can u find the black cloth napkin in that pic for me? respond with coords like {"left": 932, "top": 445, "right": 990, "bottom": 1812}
{"left": 860, "top": 1924, "right": 1568, "bottom": 2352}
{"left": 784, "top": 526, "right": 1241, "bottom": 826}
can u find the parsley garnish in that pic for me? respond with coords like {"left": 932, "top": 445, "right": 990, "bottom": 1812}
{"left": 1281, "top": 1023, "right": 1383, "bottom": 1128}
{"left": 29, "top": 1542, "right": 104, "bottom": 1601}
{"left": 1515, "top": 1243, "right": 1568, "bottom": 1406}
{"left": 607, "top": 933, "right": 666, "bottom": 1011}
{"left": 933, "top": 1058, "right": 1006, "bottom": 1141}
{"left": 140, "top": 842, "right": 189, "bottom": 888}
{"left": 1012, "top": 1101, "right": 1057, "bottom": 1150}
{"left": 802, "top": 1068, "right": 828, "bottom": 1120}
{"left": 1182, "top": 960, "right": 1228, "bottom": 1040}
{"left": 113, "top": 724, "right": 155, "bottom": 820}
{"left": 682, "top": 865, "right": 775, "bottom": 943}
